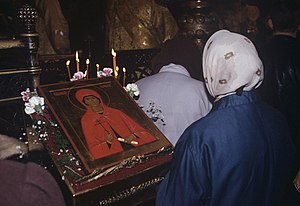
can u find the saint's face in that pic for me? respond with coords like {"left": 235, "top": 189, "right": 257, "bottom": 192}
{"left": 83, "top": 95, "right": 101, "bottom": 107}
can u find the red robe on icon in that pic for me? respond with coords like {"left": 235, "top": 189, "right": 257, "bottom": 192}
{"left": 76, "top": 89, "right": 156, "bottom": 160}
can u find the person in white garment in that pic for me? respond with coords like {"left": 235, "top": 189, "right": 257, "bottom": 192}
{"left": 136, "top": 36, "right": 212, "bottom": 145}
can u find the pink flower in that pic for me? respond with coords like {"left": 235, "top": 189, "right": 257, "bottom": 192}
{"left": 21, "top": 88, "right": 31, "bottom": 102}
{"left": 97, "top": 67, "right": 113, "bottom": 78}
{"left": 103, "top": 68, "right": 113, "bottom": 76}
{"left": 71, "top": 71, "right": 84, "bottom": 81}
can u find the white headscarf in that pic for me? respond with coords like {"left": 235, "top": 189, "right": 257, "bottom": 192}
{"left": 202, "top": 30, "right": 264, "bottom": 101}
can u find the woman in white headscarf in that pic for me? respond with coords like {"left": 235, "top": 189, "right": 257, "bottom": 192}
{"left": 156, "top": 30, "right": 295, "bottom": 206}
{"left": 202, "top": 29, "right": 263, "bottom": 100}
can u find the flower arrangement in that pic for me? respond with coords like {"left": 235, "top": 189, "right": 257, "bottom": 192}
{"left": 70, "top": 71, "right": 85, "bottom": 81}
{"left": 21, "top": 88, "right": 45, "bottom": 115}
{"left": 21, "top": 88, "right": 57, "bottom": 141}
{"left": 21, "top": 88, "right": 85, "bottom": 180}
{"left": 97, "top": 67, "right": 113, "bottom": 78}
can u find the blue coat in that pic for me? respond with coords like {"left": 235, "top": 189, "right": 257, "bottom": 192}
{"left": 156, "top": 91, "right": 295, "bottom": 206}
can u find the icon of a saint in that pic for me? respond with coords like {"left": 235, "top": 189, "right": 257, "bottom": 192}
{"left": 75, "top": 89, "right": 156, "bottom": 159}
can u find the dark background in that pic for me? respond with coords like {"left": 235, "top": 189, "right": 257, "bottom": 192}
{"left": 0, "top": 0, "right": 276, "bottom": 58}
{"left": 0, "top": 0, "right": 107, "bottom": 58}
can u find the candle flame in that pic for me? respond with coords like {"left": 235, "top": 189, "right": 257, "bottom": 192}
{"left": 66, "top": 60, "right": 70, "bottom": 66}
{"left": 96, "top": 63, "right": 99, "bottom": 68}
{"left": 116, "top": 66, "right": 119, "bottom": 72}
{"left": 75, "top": 50, "right": 79, "bottom": 60}
{"left": 86, "top": 58, "right": 90, "bottom": 65}
{"left": 111, "top": 49, "right": 116, "bottom": 57}
{"left": 123, "top": 67, "right": 126, "bottom": 73}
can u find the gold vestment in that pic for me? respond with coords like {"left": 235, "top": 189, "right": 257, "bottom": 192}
{"left": 36, "top": 0, "right": 70, "bottom": 55}
{"left": 105, "top": 0, "right": 179, "bottom": 51}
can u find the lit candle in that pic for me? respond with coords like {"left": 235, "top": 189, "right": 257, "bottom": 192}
{"left": 66, "top": 60, "right": 71, "bottom": 80}
{"left": 84, "top": 70, "right": 88, "bottom": 79}
{"left": 116, "top": 66, "right": 119, "bottom": 80}
{"left": 96, "top": 64, "right": 100, "bottom": 74}
{"left": 85, "top": 58, "right": 90, "bottom": 79}
{"left": 111, "top": 49, "right": 117, "bottom": 78}
{"left": 75, "top": 50, "right": 80, "bottom": 72}
{"left": 123, "top": 67, "right": 126, "bottom": 87}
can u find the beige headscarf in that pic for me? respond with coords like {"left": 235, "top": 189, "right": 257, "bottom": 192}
{"left": 202, "top": 30, "right": 263, "bottom": 101}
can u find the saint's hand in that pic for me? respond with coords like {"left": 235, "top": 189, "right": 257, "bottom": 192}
{"left": 124, "top": 134, "right": 138, "bottom": 145}
{"left": 106, "top": 133, "right": 114, "bottom": 144}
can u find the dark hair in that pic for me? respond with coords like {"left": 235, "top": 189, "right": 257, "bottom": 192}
{"left": 151, "top": 35, "right": 203, "bottom": 81}
{"left": 270, "top": 1, "right": 300, "bottom": 33}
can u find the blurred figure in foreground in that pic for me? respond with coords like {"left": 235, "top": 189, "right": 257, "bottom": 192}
{"left": 0, "top": 133, "right": 28, "bottom": 160}
{"left": 0, "top": 159, "right": 66, "bottom": 206}
{"left": 0, "top": 133, "right": 66, "bottom": 206}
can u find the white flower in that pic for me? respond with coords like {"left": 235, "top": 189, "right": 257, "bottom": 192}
{"left": 24, "top": 102, "right": 36, "bottom": 114}
{"left": 125, "top": 83, "right": 138, "bottom": 91}
{"left": 24, "top": 96, "right": 45, "bottom": 114}
{"left": 124, "top": 83, "right": 140, "bottom": 98}
{"left": 29, "top": 96, "right": 44, "bottom": 107}
{"left": 134, "top": 89, "right": 139, "bottom": 96}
